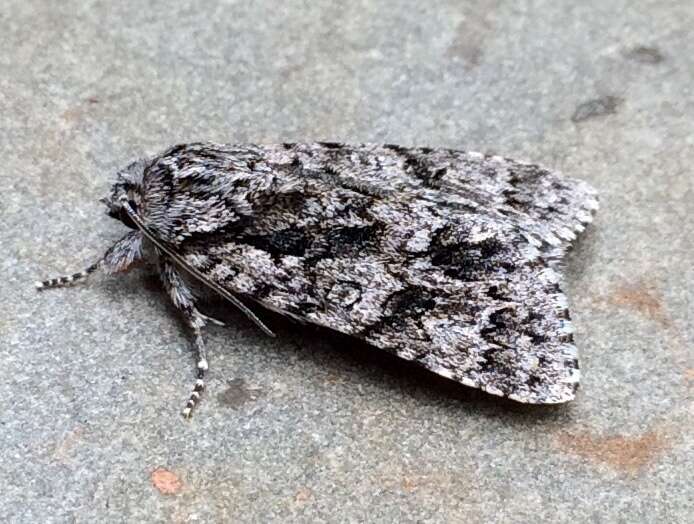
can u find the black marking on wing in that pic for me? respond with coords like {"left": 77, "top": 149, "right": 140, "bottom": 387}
{"left": 240, "top": 228, "right": 311, "bottom": 260}
{"left": 317, "top": 141, "right": 344, "bottom": 149}
{"left": 381, "top": 287, "right": 436, "bottom": 330}
{"left": 384, "top": 147, "right": 448, "bottom": 189}
{"left": 402, "top": 155, "right": 444, "bottom": 189}
{"left": 430, "top": 234, "right": 512, "bottom": 281}
{"left": 384, "top": 144, "right": 408, "bottom": 154}
{"left": 360, "top": 286, "right": 436, "bottom": 339}
{"left": 320, "top": 223, "right": 385, "bottom": 258}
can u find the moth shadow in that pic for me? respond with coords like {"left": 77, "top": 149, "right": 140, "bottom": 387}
{"left": 563, "top": 212, "right": 602, "bottom": 281}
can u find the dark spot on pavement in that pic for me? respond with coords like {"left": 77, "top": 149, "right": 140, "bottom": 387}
{"left": 216, "top": 378, "right": 262, "bottom": 408}
{"left": 625, "top": 46, "right": 665, "bottom": 64}
{"left": 142, "top": 273, "right": 163, "bottom": 292}
{"left": 571, "top": 96, "right": 623, "bottom": 123}
{"left": 446, "top": 7, "right": 493, "bottom": 68}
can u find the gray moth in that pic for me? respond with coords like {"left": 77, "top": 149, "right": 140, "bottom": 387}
{"left": 38, "top": 142, "right": 598, "bottom": 417}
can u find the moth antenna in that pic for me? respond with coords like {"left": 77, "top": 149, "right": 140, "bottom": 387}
{"left": 118, "top": 196, "right": 275, "bottom": 337}
{"left": 35, "top": 261, "right": 101, "bottom": 290}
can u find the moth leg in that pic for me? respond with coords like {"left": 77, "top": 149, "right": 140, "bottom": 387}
{"left": 35, "top": 261, "right": 101, "bottom": 290}
{"left": 159, "top": 259, "right": 210, "bottom": 418}
{"left": 36, "top": 231, "right": 143, "bottom": 290}
{"left": 199, "top": 313, "right": 225, "bottom": 327}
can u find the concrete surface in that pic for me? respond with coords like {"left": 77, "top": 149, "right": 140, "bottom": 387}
{"left": 2, "top": 1, "right": 692, "bottom": 522}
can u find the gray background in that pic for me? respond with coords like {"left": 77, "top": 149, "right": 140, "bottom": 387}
{"left": 2, "top": 1, "right": 692, "bottom": 522}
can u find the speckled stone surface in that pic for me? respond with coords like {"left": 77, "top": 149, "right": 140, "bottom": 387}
{"left": 2, "top": 1, "right": 692, "bottom": 522}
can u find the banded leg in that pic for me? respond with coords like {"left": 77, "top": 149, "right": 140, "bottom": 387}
{"left": 159, "top": 259, "right": 211, "bottom": 418}
{"left": 35, "top": 262, "right": 101, "bottom": 290}
{"left": 35, "top": 231, "right": 144, "bottom": 291}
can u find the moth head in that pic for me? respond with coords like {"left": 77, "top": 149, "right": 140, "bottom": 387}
{"left": 101, "top": 158, "right": 147, "bottom": 229}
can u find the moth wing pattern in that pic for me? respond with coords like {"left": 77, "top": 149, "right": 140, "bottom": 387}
{"left": 144, "top": 142, "right": 595, "bottom": 404}
{"left": 265, "top": 143, "right": 599, "bottom": 252}
{"left": 183, "top": 215, "right": 579, "bottom": 404}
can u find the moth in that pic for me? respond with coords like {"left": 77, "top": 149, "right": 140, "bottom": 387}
{"left": 37, "top": 142, "right": 598, "bottom": 417}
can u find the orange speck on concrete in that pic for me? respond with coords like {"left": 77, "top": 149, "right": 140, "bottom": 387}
{"left": 607, "top": 280, "right": 670, "bottom": 327}
{"left": 294, "top": 487, "right": 313, "bottom": 505}
{"left": 557, "top": 430, "right": 669, "bottom": 474}
{"left": 401, "top": 476, "right": 418, "bottom": 492}
{"left": 151, "top": 468, "right": 183, "bottom": 495}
